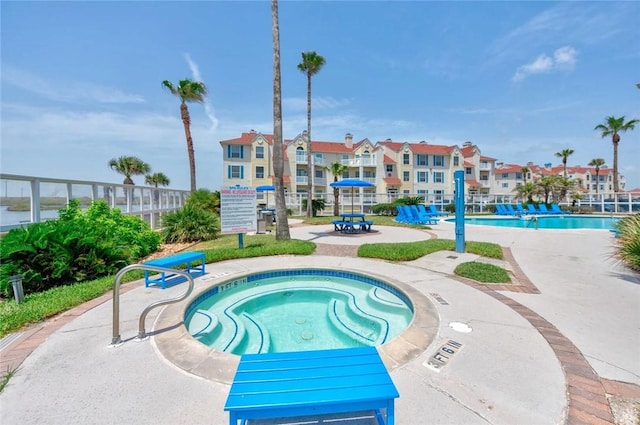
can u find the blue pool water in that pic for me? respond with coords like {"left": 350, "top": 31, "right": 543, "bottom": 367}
{"left": 449, "top": 215, "right": 620, "bottom": 229}
{"left": 184, "top": 269, "right": 413, "bottom": 355}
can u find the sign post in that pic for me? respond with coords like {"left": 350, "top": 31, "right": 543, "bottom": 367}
{"left": 454, "top": 170, "right": 465, "bottom": 253}
{"left": 220, "top": 186, "right": 257, "bottom": 249}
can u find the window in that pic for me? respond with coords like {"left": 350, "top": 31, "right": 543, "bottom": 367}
{"left": 255, "top": 166, "right": 264, "bottom": 179}
{"left": 403, "top": 171, "right": 410, "bottom": 182}
{"left": 465, "top": 167, "right": 472, "bottom": 175}
{"left": 403, "top": 190, "right": 410, "bottom": 195}
{"left": 416, "top": 155, "right": 428, "bottom": 166}
{"left": 433, "top": 155, "right": 444, "bottom": 167}
{"left": 433, "top": 172, "right": 444, "bottom": 183}
{"left": 315, "top": 169, "right": 323, "bottom": 178}
{"left": 480, "top": 175, "right": 488, "bottom": 181}
{"left": 453, "top": 156, "right": 459, "bottom": 166}
{"left": 434, "top": 190, "right": 443, "bottom": 201}
{"left": 385, "top": 164, "right": 393, "bottom": 173}
{"left": 502, "top": 182, "right": 509, "bottom": 188}
{"left": 417, "top": 171, "right": 428, "bottom": 182}
{"left": 403, "top": 153, "right": 410, "bottom": 165}
{"left": 228, "top": 145, "right": 244, "bottom": 159}
{"left": 228, "top": 165, "right": 244, "bottom": 179}
{"left": 515, "top": 172, "right": 522, "bottom": 179}
{"left": 501, "top": 173, "right": 509, "bottom": 178}
{"left": 255, "top": 146, "right": 264, "bottom": 159}
{"left": 417, "top": 190, "right": 428, "bottom": 196}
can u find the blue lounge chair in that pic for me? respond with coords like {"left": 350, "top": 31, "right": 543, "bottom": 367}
{"left": 505, "top": 204, "right": 519, "bottom": 216}
{"left": 407, "top": 205, "right": 438, "bottom": 225}
{"left": 417, "top": 204, "right": 436, "bottom": 217}
{"left": 527, "top": 204, "right": 541, "bottom": 214}
{"left": 495, "top": 204, "right": 509, "bottom": 215}
{"left": 428, "top": 205, "right": 449, "bottom": 217}
{"left": 395, "top": 205, "right": 411, "bottom": 223}
{"left": 551, "top": 204, "right": 571, "bottom": 214}
{"left": 516, "top": 204, "right": 528, "bottom": 215}
{"left": 537, "top": 204, "right": 553, "bottom": 214}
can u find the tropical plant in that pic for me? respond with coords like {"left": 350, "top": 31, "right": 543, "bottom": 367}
{"left": 271, "top": 0, "right": 290, "bottom": 241}
{"left": 395, "top": 196, "right": 424, "bottom": 206}
{"left": 327, "top": 162, "right": 349, "bottom": 216}
{"left": 301, "top": 198, "right": 326, "bottom": 217}
{"left": 594, "top": 116, "right": 639, "bottom": 193}
{"left": 297, "top": 50, "right": 326, "bottom": 218}
{"left": 588, "top": 158, "right": 606, "bottom": 195}
{"left": 145, "top": 172, "right": 170, "bottom": 187}
{"left": 612, "top": 214, "right": 640, "bottom": 272}
{"left": 555, "top": 149, "right": 574, "bottom": 178}
{"left": 108, "top": 156, "right": 151, "bottom": 185}
{"left": 536, "top": 174, "right": 562, "bottom": 204}
{"left": 186, "top": 189, "right": 220, "bottom": 213}
{"left": 162, "top": 79, "right": 208, "bottom": 193}
{"left": 0, "top": 200, "right": 160, "bottom": 297}
{"left": 521, "top": 166, "right": 530, "bottom": 184}
{"left": 514, "top": 182, "right": 537, "bottom": 203}
{"left": 161, "top": 204, "right": 220, "bottom": 243}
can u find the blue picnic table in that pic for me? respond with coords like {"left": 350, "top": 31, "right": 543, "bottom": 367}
{"left": 224, "top": 346, "right": 399, "bottom": 425}
{"left": 332, "top": 213, "right": 373, "bottom": 233}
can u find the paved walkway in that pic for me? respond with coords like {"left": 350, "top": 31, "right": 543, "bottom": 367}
{"left": 1, "top": 220, "right": 639, "bottom": 424}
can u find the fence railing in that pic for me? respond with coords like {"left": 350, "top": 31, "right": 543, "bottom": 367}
{"left": 0, "top": 173, "right": 191, "bottom": 232}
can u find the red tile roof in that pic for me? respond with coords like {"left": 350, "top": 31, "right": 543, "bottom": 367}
{"left": 311, "top": 141, "right": 352, "bottom": 153}
{"left": 220, "top": 132, "right": 274, "bottom": 145}
{"left": 383, "top": 177, "right": 402, "bottom": 185}
{"left": 383, "top": 155, "right": 395, "bottom": 164}
{"left": 465, "top": 179, "right": 482, "bottom": 187}
{"left": 463, "top": 160, "right": 474, "bottom": 167}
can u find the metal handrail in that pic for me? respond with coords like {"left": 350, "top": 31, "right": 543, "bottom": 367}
{"left": 110, "top": 264, "right": 195, "bottom": 346}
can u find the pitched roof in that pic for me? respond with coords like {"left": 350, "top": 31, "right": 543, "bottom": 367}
{"left": 383, "top": 155, "right": 395, "bottom": 164}
{"left": 465, "top": 179, "right": 482, "bottom": 187}
{"left": 311, "top": 140, "right": 352, "bottom": 154}
{"left": 383, "top": 177, "right": 402, "bottom": 185}
{"left": 220, "top": 132, "right": 273, "bottom": 145}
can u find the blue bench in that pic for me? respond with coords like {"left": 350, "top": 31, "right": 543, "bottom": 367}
{"left": 143, "top": 251, "right": 206, "bottom": 289}
{"left": 332, "top": 220, "right": 374, "bottom": 233}
{"left": 224, "top": 346, "right": 399, "bottom": 425}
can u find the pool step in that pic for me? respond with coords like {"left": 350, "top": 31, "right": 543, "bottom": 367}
{"left": 187, "top": 309, "right": 219, "bottom": 338}
{"left": 366, "top": 287, "right": 409, "bottom": 313}
{"left": 327, "top": 298, "right": 388, "bottom": 346}
{"left": 235, "top": 313, "right": 271, "bottom": 355}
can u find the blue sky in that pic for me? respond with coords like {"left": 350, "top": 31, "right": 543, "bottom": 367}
{"left": 2, "top": 1, "right": 639, "bottom": 192}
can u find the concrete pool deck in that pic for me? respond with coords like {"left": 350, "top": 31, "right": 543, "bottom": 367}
{"left": 1, "top": 219, "right": 639, "bottom": 424}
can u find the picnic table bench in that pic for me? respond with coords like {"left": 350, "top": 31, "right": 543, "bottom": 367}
{"left": 143, "top": 251, "right": 206, "bottom": 289}
{"left": 224, "top": 346, "right": 399, "bottom": 425}
{"left": 332, "top": 213, "right": 373, "bottom": 233}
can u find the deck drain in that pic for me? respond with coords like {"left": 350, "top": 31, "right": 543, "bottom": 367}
{"left": 446, "top": 255, "right": 458, "bottom": 259}
{"left": 449, "top": 322, "right": 472, "bottom": 333}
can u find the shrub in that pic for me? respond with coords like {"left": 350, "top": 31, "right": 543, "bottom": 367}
{"left": 301, "top": 199, "right": 326, "bottom": 217}
{"left": 612, "top": 214, "right": 640, "bottom": 272}
{"left": 161, "top": 204, "right": 220, "bottom": 243}
{"left": 0, "top": 200, "right": 161, "bottom": 297}
{"left": 454, "top": 261, "right": 510, "bottom": 283}
{"left": 371, "top": 203, "right": 396, "bottom": 216}
{"left": 186, "top": 189, "right": 220, "bottom": 214}
{"left": 395, "top": 196, "right": 424, "bottom": 206}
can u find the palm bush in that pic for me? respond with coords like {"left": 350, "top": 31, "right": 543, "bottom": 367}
{"left": 612, "top": 214, "right": 640, "bottom": 271}
{"left": 301, "top": 199, "right": 326, "bottom": 217}
{"left": 0, "top": 200, "right": 161, "bottom": 297}
{"left": 161, "top": 204, "right": 220, "bottom": 243}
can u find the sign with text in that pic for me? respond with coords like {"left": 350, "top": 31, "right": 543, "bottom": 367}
{"left": 220, "top": 186, "right": 257, "bottom": 234}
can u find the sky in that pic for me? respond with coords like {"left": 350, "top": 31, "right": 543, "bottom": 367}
{"left": 2, "top": 1, "right": 639, "bottom": 193}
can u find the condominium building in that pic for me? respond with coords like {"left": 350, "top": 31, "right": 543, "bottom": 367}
{"left": 219, "top": 130, "right": 624, "bottom": 206}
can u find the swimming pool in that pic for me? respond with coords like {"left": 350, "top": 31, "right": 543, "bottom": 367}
{"left": 450, "top": 215, "right": 620, "bottom": 229}
{"left": 184, "top": 269, "right": 413, "bottom": 355}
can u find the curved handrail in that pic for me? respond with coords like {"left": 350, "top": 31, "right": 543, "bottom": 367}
{"left": 110, "top": 264, "right": 195, "bottom": 346}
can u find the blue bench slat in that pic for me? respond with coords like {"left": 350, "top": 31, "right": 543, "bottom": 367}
{"left": 144, "top": 251, "right": 204, "bottom": 266}
{"left": 235, "top": 362, "right": 387, "bottom": 381}
{"left": 239, "top": 346, "right": 373, "bottom": 361}
{"left": 237, "top": 352, "right": 382, "bottom": 371}
{"left": 143, "top": 251, "right": 205, "bottom": 289}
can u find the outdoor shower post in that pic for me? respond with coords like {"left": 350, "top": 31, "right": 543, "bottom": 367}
{"left": 454, "top": 170, "right": 465, "bottom": 253}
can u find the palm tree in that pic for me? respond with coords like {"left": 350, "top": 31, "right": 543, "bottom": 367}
{"left": 555, "top": 149, "right": 574, "bottom": 178}
{"left": 162, "top": 79, "right": 208, "bottom": 193}
{"left": 327, "top": 162, "right": 349, "bottom": 216}
{"left": 145, "top": 172, "right": 170, "bottom": 188}
{"left": 587, "top": 158, "right": 606, "bottom": 195}
{"left": 271, "top": 0, "right": 290, "bottom": 240}
{"left": 514, "top": 182, "right": 536, "bottom": 203}
{"left": 108, "top": 156, "right": 150, "bottom": 185}
{"left": 594, "top": 116, "right": 639, "bottom": 193}
{"left": 521, "top": 166, "right": 530, "bottom": 184}
{"left": 298, "top": 51, "right": 326, "bottom": 218}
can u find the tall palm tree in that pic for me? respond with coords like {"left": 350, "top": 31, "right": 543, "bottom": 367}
{"left": 297, "top": 51, "right": 326, "bottom": 218}
{"left": 587, "top": 158, "right": 606, "bottom": 195}
{"left": 108, "top": 156, "right": 150, "bottom": 185}
{"left": 521, "top": 166, "right": 530, "bottom": 184}
{"left": 145, "top": 172, "right": 171, "bottom": 187}
{"left": 555, "top": 148, "right": 574, "bottom": 178}
{"left": 162, "top": 79, "right": 208, "bottom": 193}
{"left": 594, "top": 116, "right": 638, "bottom": 193}
{"left": 271, "top": 0, "right": 290, "bottom": 240}
{"left": 328, "top": 162, "right": 349, "bottom": 216}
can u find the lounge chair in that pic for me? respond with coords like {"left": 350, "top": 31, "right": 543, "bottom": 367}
{"left": 407, "top": 205, "right": 438, "bottom": 225}
{"left": 395, "top": 205, "right": 411, "bottom": 223}
{"left": 537, "top": 204, "right": 553, "bottom": 214}
{"left": 428, "top": 205, "right": 449, "bottom": 217}
{"left": 505, "top": 204, "right": 519, "bottom": 216}
{"left": 527, "top": 204, "right": 541, "bottom": 214}
{"left": 417, "top": 204, "right": 436, "bottom": 217}
{"left": 495, "top": 204, "right": 509, "bottom": 215}
{"left": 550, "top": 204, "right": 571, "bottom": 214}
{"left": 516, "top": 203, "right": 528, "bottom": 215}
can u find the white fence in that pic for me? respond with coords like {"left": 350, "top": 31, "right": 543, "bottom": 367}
{"left": 0, "top": 174, "right": 191, "bottom": 232}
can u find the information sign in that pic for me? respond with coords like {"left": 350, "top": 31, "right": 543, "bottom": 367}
{"left": 220, "top": 186, "right": 257, "bottom": 234}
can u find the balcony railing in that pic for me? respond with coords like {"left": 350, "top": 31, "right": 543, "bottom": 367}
{"left": 340, "top": 156, "right": 377, "bottom": 167}
{"left": 296, "top": 176, "right": 309, "bottom": 185}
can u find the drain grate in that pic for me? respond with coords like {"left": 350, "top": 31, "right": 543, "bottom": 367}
{"left": 446, "top": 255, "right": 458, "bottom": 259}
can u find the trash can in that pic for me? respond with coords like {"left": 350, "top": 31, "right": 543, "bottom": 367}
{"left": 261, "top": 211, "right": 273, "bottom": 226}
{"left": 256, "top": 218, "right": 266, "bottom": 234}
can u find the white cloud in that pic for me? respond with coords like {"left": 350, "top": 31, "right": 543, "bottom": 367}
{"left": 1, "top": 66, "right": 145, "bottom": 104}
{"left": 184, "top": 53, "right": 219, "bottom": 131}
{"left": 512, "top": 46, "right": 577, "bottom": 82}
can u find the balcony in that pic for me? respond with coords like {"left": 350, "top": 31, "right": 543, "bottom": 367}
{"left": 479, "top": 163, "right": 491, "bottom": 170}
{"left": 296, "top": 153, "right": 307, "bottom": 164}
{"left": 296, "top": 176, "right": 308, "bottom": 185}
{"left": 340, "top": 155, "right": 377, "bottom": 167}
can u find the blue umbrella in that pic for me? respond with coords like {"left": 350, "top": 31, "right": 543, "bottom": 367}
{"left": 329, "top": 179, "right": 375, "bottom": 212}
{"left": 256, "top": 185, "right": 275, "bottom": 207}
